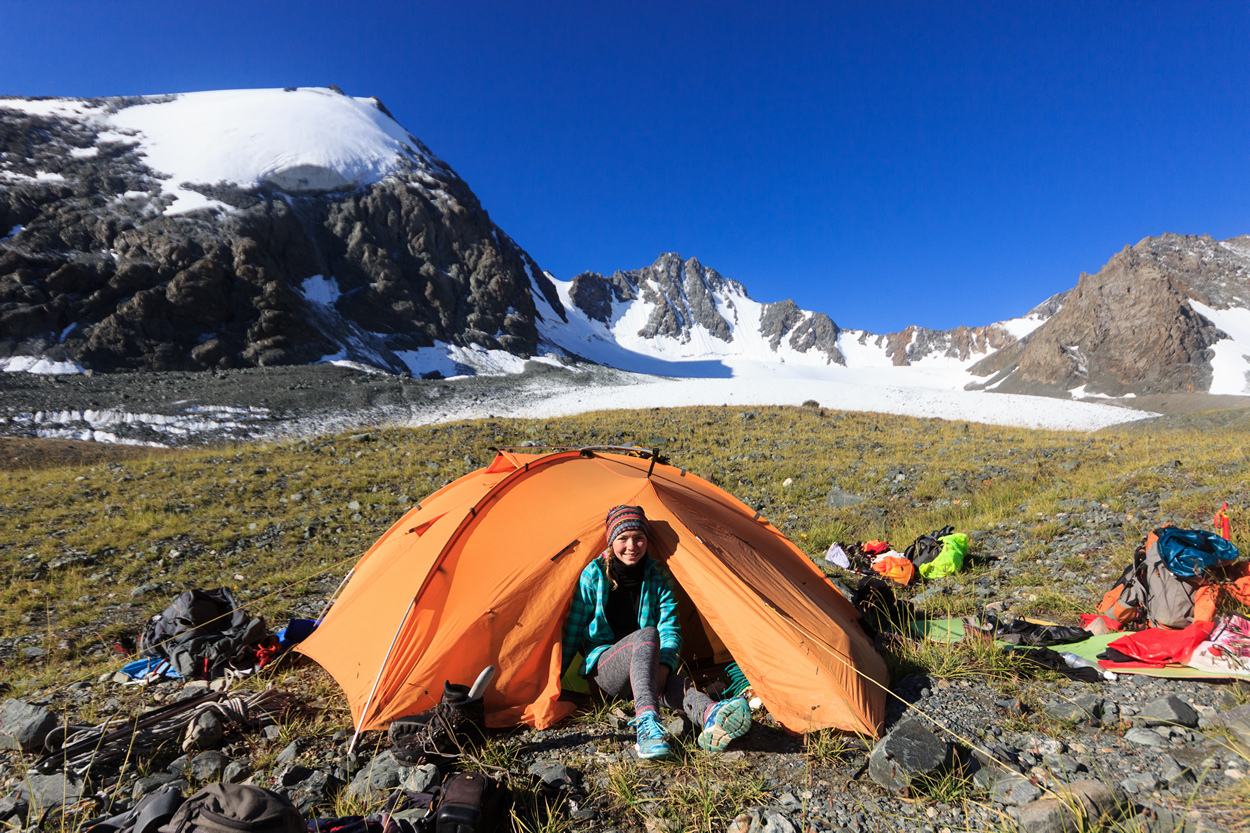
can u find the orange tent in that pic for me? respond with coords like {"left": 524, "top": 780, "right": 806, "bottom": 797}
{"left": 297, "top": 448, "right": 888, "bottom": 738}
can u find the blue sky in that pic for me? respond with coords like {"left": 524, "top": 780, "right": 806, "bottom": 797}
{"left": 2, "top": 1, "right": 1247, "bottom": 332}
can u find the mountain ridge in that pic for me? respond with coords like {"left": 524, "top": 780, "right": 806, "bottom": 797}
{"left": 2, "top": 88, "right": 1249, "bottom": 401}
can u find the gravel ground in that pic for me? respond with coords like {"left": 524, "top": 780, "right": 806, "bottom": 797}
{"left": 0, "top": 363, "right": 622, "bottom": 446}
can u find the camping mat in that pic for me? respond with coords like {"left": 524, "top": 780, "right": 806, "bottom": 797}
{"left": 912, "top": 618, "right": 1243, "bottom": 680}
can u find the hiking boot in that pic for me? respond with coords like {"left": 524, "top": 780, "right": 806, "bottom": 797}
{"left": 629, "top": 712, "right": 672, "bottom": 760}
{"left": 697, "top": 697, "right": 751, "bottom": 752}
{"left": 390, "top": 680, "right": 485, "bottom": 764}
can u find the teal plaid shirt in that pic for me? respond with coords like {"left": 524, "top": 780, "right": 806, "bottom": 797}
{"left": 561, "top": 554, "right": 682, "bottom": 677}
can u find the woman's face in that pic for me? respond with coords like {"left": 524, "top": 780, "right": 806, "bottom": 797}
{"left": 611, "top": 530, "right": 648, "bottom": 565}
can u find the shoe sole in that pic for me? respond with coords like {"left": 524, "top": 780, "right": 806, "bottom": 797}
{"left": 698, "top": 699, "right": 751, "bottom": 752}
{"left": 635, "top": 742, "right": 672, "bottom": 760}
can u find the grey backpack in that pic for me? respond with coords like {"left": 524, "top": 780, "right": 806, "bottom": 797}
{"left": 159, "top": 784, "right": 303, "bottom": 833}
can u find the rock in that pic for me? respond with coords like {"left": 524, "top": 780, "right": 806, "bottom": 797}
{"left": 0, "top": 699, "right": 57, "bottom": 751}
{"left": 825, "top": 487, "right": 866, "bottom": 509}
{"left": 0, "top": 794, "right": 29, "bottom": 825}
{"left": 1120, "top": 771, "right": 1158, "bottom": 794}
{"left": 1015, "top": 798, "right": 1066, "bottom": 833}
{"left": 1207, "top": 703, "right": 1250, "bottom": 749}
{"left": 17, "top": 772, "right": 84, "bottom": 815}
{"left": 1043, "top": 693, "right": 1103, "bottom": 724}
{"left": 1072, "top": 780, "right": 1127, "bottom": 825}
{"left": 348, "top": 751, "right": 403, "bottom": 800}
{"left": 1138, "top": 695, "right": 1199, "bottom": 728}
{"left": 867, "top": 717, "right": 953, "bottom": 793}
{"left": 665, "top": 712, "right": 690, "bottom": 739}
{"left": 133, "top": 774, "right": 181, "bottom": 800}
{"left": 183, "top": 710, "right": 225, "bottom": 751}
{"left": 967, "top": 234, "right": 1232, "bottom": 397}
{"left": 762, "top": 809, "right": 797, "bottom": 833}
{"left": 1158, "top": 754, "right": 1196, "bottom": 788}
{"left": 727, "top": 808, "right": 763, "bottom": 833}
{"left": 276, "top": 767, "right": 343, "bottom": 817}
{"left": 1124, "top": 727, "right": 1169, "bottom": 747}
{"left": 188, "top": 750, "right": 230, "bottom": 781}
{"left": 1013, "top": 782, "right": 1126, "bottom": 833}
{"left": 223, "top": 760, "right": 252, "bottom": 783}
{"left": 527, "top": 761, "right": 580, "bottom": 790}
{"left": 276, "top": 739, "right": 303, "bottom": 764}
{"left": 399, "top": 763, "right": 439, "bottom": 793}
{"left": 990, "top": 771, "right": 1042, "bottom": 806}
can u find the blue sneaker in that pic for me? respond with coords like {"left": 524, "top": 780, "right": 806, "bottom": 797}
{"left": 629, "top": 711, "right": 672, "bottom": 759}
{"left": 698, "top": 697, "right": 751, "bottom": 752}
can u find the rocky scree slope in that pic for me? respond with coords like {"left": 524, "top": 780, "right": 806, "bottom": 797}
{"left": 0, "top": 91, "right": 565, "bottom": 373}
{"left": 968, "top": 234, "right": 1250, "bottom": 397}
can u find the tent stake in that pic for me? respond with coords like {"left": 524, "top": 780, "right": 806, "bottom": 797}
{"left": 348, "top": 597, "right": 416, "bottom": 755}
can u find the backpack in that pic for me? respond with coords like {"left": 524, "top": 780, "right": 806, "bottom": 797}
{"left": 1096, "top": 527, "right": 1234, "bottom": 630}
{"left": 159, "top": 784, "right": 303, "bottom": 833}
{"left": 139, "top": 588, "right": 269, "bottom": 679}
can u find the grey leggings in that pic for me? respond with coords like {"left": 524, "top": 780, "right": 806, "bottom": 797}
{"left": 591, "top": 627, "right": 713, "bottom": 720}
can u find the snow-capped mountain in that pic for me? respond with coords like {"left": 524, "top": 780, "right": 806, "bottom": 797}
{"left": 0, "top": 88, "right": 565, "bottom": 375}
{"left": 535, "top": 252, "right": 1045, "bottom": 380}
{"left": 2, "top": 88, "right": 1249, "bottom": 401}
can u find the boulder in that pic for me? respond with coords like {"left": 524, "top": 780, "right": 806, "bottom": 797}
{"left": 1138, "top": 695, "right": 1199, "bottom": 728}
{"left": 16, "top": 772, "right": 84, "bottom": 816}
{"left": 867, "top": 717, "right": 953, "bottom": 793}
{"left": 0, "top": 699, "right": 57, "bottom": 752}
{"left": 188, "top": 750, "right": 230, "bottom": 781}
{"left": 1013, "top": 781, "right": 1126, "bottom": 833}
{"left": 825, "top": 487, "right": 866, "bottom": 509}
{"left": 347, "top": 751, "right": 403, "bottom": 801}
{"left": 990, "top": 771, "right": 1042, "bottom": 806}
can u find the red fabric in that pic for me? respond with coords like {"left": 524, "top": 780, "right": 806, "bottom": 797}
{"left": 1079, "top": 614, "right": 1124, "bottom": 632}
{"left": 861, "top": 540, "right": 891, "bottom": 556}
{"left": 1107, "top": 621, "right": 1215, "bottom": 665}
{"left": 1215, "top": 502, "right": 1231, "bottom": 540}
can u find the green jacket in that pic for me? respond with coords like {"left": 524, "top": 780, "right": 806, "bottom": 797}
{"left": 561, "top": 554, "right": 681, "bottom": 677}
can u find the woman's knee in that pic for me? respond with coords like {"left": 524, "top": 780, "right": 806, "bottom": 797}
{"left": 634, "top": 626, "right": 659, "bottom": 644}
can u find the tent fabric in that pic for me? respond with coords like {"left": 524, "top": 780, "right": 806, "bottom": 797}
{"left": 297, "top": 449, "right": 889, "bottom": 737}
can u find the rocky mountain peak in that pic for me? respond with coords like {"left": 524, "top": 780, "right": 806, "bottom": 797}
{"left": 0, "top": 89, "right": 565, "bottom": 374}
{"left": 564, "top": 253, "right": 844, "bottom": 365}
{"left": 967, "top": 233, "right": 1243, "bottom": 397}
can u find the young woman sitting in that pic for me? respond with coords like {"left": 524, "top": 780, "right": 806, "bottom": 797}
{"left": 561, "top": 505, "right": 751, "bottom": 759}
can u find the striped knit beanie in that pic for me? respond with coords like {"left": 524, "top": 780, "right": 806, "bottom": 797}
{"left": 606, "top": 504, "right": 648, "bottom": 544}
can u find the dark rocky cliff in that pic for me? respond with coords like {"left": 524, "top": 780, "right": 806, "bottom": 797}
{"left": 0, "top": 96, "right": 564, "bottom": 373}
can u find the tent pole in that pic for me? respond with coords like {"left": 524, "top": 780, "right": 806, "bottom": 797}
{"left": 348, "top": 597, "right": 416, "bottom": 755}
{"left": 315, "top": 568, "right": 354, "bottom": 624}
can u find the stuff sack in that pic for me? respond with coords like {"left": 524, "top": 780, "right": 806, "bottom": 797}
{"left": 1154, "top": 527, "right": 1238, "bottom": 578}
{"left": 1096, "top": 528, "right": 1208, "bottom": 630}
{"left": 918, "top": 533, "right": 968, "bottom": 579}
{"left": 159, "top": 784, "right": 302, "bottom": 833}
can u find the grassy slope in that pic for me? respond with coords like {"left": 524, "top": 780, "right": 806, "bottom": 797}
{"left": 3, "top": 405, "right": 1248, "bottom": 831}
{"left": 3, "top": 404, "right": 1247, "bottom": 675}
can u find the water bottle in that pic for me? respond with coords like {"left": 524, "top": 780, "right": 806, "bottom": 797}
{"left": 1059, "top": 651, "right": 1117, "bottom": 682}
